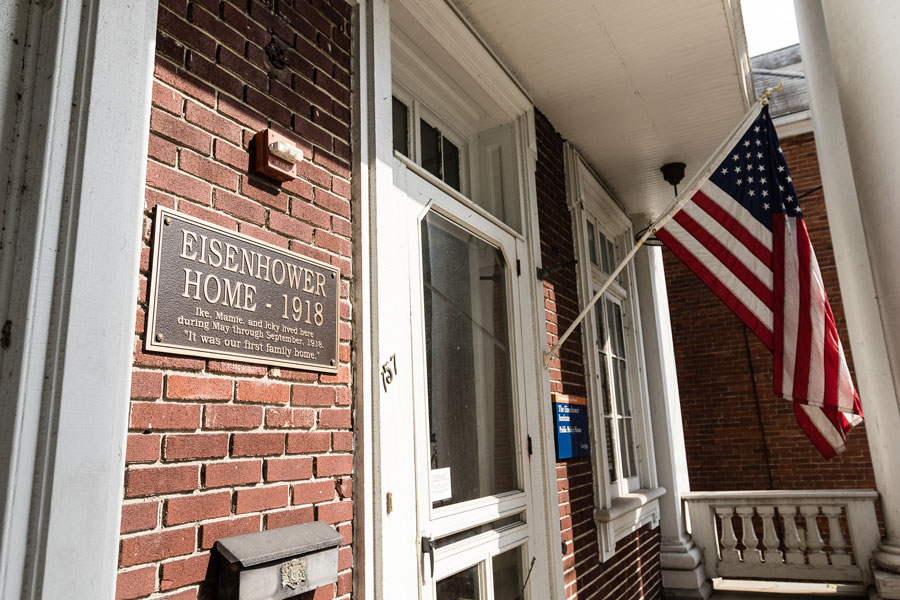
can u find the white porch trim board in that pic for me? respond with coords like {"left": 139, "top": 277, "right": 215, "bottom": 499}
{"left": 0, "top": 0, "right": 155, "bottom": 597}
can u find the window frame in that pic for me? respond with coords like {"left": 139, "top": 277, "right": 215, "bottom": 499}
{"left": 564, "top": 145, "right": 661, "bottom": 561}
{"left": 391, "top": 83, "right": 472, "bottom": 196}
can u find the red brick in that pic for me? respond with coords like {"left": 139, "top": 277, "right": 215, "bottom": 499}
{"left": 266, "top": 506, "right": 314, "bottom": 529}
{"left": 120, "top": 526, "right": 195, "bottom": 567}
{"left": 131, "top": 371, "right": 164, "bottom": 400}
{"left": 199, "top": 514, "right": 261, "bottom": 549}
{"left": 318, "top": 408, "right": 350, "bottom": 429}
{"left": 232, "top": 432, "right": 285, "bottom": 457}
{"left": 283, "top": 176, "right": 314, "bottom": 201}
{"left": 235, "top": 485, "right": 290, "bottom": 514}
{"left": 265, "top": 457, "right": 313, "bottom": 482}
{"left": 121, "top": 501, "right": 159, "bottom": 534}
{"left": 116, "top": 566, "right": 156, "bottom": 599}
{"left": 135, "top": 340, "right": 205, "bottom": 371}
{"left": 291, "top": 115, "right": 333, "bottom": 151}
{"left": 126, "top": 434, "right": 161, "bottom": 464}
{"left": 290, "top": 199, "right": 331, "bottom": 228}
{"left": 332, "top": 431, "right": 352, "bottom": 452}
{"left": 157, "top": 5, "right": 216, "bottom": 58}
{"left": 185, "top": 102, "right": 242, "bottom": 146}
{"left": 155, "top": 60, "right": 215, "bottom": 107}
{"left": 204, "top": 404, "right": 264, "bottom": 430}
{"left": 160, "top": 553, "right": 210, "bottom": 591}
{"left": 213, "top": 140, "right": 251, "bottom": 173}
{"left": 236, "top": 380, "right": 290, "bottom": 404}
{"left": 245, "top": 86, "right": 292, "bottom": 128}
{"left": 265, "top": 406, "right": 315, "bottom": 428}
{"left": 149, "top": 133, "right": 177, "bottom": 166}
{"left": 241, "top": 175, "right": 289, "bottom": 211}
{"left": 315, "top": 228, "right": 351, "bottom": 257}
{"left": 146, "top": 161, "right": 211, "bottom": 205}
{"left": 335, "top": 387, "right": 350, "bottom": 406}
{"left": 286, "top": 431, "right": 330, "bottom": 454}
{"left": 269, "top": 211, "right": 313, "bottom": 242}
{"left": 218, "top": 45, "right": 268, "bottom": 91}
{"left": 292, "top": 480, "right": 334, "bottom": 505}
{"left": 186, "top": 50, "right": 243, "bottom": 100}
{"left": 150, "top": 108, "right": 211, "bottom": 155}
{"left": 176, "top": 201, "right": 238, "bottom": 231}
{"left": 152, "top": 81, "right": 185, "bottom": 115}
{"left": 239, "top": 222, "right": 290, "bottom": 249}
{"left": 180, "top": 150, "right": 239, "bottom": 190}
{"left": 315, "top": 454, "right": 351, "bottom": 477}
{"left": 126, "top": 465, "right": 199, "bottom": 497}
{"left": 332, "top": 216, "right": 351, "bottom": 238}
{"left": 167, "top": 375, "right": 233, "bottom": 401}
{"left": 165, "top": 491, "right": 231, "bottom": 525}
{"left": 164, "top": 433, "right": 229, "bottom": 460}
{"left": 316, "top": 500, "right": 352, "bottom": 524}
{"left": 131, "top": 403, "right": 202, "bottom": 431}
{"left": 218, "top": 94, "right": 267, "bottom": 131}
{"left": 291, "top": 384, "right": 334, "bottom": 406}
{"left": 331, "top": 177, "right": 350, "bottom": 199}
{"left": 204, "top": 460, "right": 262, "bottom": 488}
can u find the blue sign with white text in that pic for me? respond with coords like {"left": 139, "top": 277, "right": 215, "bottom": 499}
{"left": 553, "top": 394, "right": 590, "bottom": 460}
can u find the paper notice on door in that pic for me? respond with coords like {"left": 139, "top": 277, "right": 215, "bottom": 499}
{"left": 430, "top": 468, "right": 452, "bottom": 502}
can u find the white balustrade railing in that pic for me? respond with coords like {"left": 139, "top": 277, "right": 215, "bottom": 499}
{"left": 684, "top": 490, "right": 879, "bottom": 585}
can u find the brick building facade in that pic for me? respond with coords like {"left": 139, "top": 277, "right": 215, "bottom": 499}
{"left": 665, "top": 129, "right": 878, "bottom": 493}
{"left": 117, "top": 1, "right": 354, "bottom": 598}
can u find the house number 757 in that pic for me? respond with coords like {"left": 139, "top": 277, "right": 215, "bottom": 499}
{"left": 381, "top": 353, "right": 398, "bottom": 392}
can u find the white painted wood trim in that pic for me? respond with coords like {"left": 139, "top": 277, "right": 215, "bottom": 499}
{"left": 0, "top": 0, "right": 156, "bottom": 597}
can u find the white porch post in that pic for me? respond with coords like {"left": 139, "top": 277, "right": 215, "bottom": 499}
{"left": 633, "top": 244, "right": 711, "bottom": 599}
{"left": 794, "top": 1, "right": 900, "bottom": 597}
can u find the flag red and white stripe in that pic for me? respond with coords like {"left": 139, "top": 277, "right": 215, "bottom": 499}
{"left": 656, "top": 104, "right": 863, "bottom": 457}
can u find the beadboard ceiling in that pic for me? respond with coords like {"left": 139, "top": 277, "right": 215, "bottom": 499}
{"left": 450, "top": 0, "right": 751, "bottom": 223}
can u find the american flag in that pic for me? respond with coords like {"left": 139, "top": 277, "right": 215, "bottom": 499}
{"left": 656, "top": 105, "right": 864, "bottom": 458}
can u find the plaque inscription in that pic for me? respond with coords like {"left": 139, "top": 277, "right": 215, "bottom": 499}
{"left": 146, "top": 207, "right": 340, "bottom": 373}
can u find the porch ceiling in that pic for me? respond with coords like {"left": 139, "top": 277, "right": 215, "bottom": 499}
{"left": 451, "top": 0, "right": 750, "bottom": 222}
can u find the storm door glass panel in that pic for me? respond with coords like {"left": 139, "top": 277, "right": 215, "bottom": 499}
{"left": 437, "top": 565, "right": 479, "bottom": 600}
{"left": 492, "top": 546, "right": 524, "bottom": 600}
{"left": 586, "top": 221, "right": 598, "bottom": 266}
{"left": 422, "top": 212, "right": 519, "bottom": 508}
{"left": 442, "top": 137, "right": 461, "bottom": 191}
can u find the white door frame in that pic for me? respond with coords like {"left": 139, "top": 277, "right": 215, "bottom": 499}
{"left": 0, "top": 0, "right": 156, "bottom": 597}
{"left": 355, "top": 1, "right": 564, "bottom": 598}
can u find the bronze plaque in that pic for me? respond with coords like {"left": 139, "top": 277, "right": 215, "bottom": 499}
{"left": 146, "top": 208, "right": 340, "bottom": 373}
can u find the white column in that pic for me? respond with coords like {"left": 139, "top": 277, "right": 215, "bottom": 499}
{"left": 0, "top": 0, "right": 155, "bottom": 597}
{"left": 633, "top": 244, "right": 710, "bottom": 600}
{"left": 796, "top": 1, "right": 900, "bottom": 597}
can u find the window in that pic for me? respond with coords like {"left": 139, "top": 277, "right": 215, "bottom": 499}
{"left": 391, "top": 94, "right": 465, "bottom": 193}
{"left": 586, "top": 222, "right": 639, "bottom": 492}
{"left": 566, "top": 146, "right": 660, "bottom": 560}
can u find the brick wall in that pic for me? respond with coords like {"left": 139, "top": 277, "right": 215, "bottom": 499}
{"left": 665, "top": 131, "right": 877, "bottom": 493}
{"left": 118, "top": 1, "right": 352, "bottom": 598}
{"left": 535, "top": 109, "right": 661, "bottom": 600}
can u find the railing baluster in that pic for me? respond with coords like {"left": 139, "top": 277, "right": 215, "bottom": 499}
{"left": 716, "top": 506, "right": 740, "bottom": 563}
{"left": 778, "top": 505, "right": 806, "bottom": 565}
{"left": 801, "top": 505, "right": 828, "bottom": 567}
{"left": 736, "top": 506, "right": 761, "bottom": 563}
{"left": 757, "top": 506, "right": 781, "bottom": 564}
{"left": 823, "top": 505, "right": 851, "bottom": 567}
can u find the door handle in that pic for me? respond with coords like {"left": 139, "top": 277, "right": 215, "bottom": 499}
{"left": 421, "top": 535, "right": 435, "bottom": 575}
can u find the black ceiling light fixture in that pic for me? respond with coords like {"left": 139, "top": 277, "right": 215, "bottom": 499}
{"left": 635, "top": 161, "right": 687, "bottom": 245}
{"left": 660, "top": 161, "right": 686, "bottom": 196}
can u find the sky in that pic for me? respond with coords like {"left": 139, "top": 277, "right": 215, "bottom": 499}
{"left": 741, "top": 0, "right": 800, "bottom": 57}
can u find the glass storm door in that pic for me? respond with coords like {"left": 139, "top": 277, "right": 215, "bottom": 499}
{"left": 400, "top": 164, "right": 535, "bottom": 600}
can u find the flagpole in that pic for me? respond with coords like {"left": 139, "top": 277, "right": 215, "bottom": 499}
{"left": 543, "top": 86, "right": 782, "bottom": 368}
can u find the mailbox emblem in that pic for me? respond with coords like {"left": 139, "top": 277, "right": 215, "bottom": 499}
{"left": 280, "top": 558, "right": 307, "bottom": 590}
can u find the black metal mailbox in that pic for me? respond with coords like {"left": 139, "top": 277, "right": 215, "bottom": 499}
{"left": 216, "top": 521, "right": 343, "bottom": 600}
